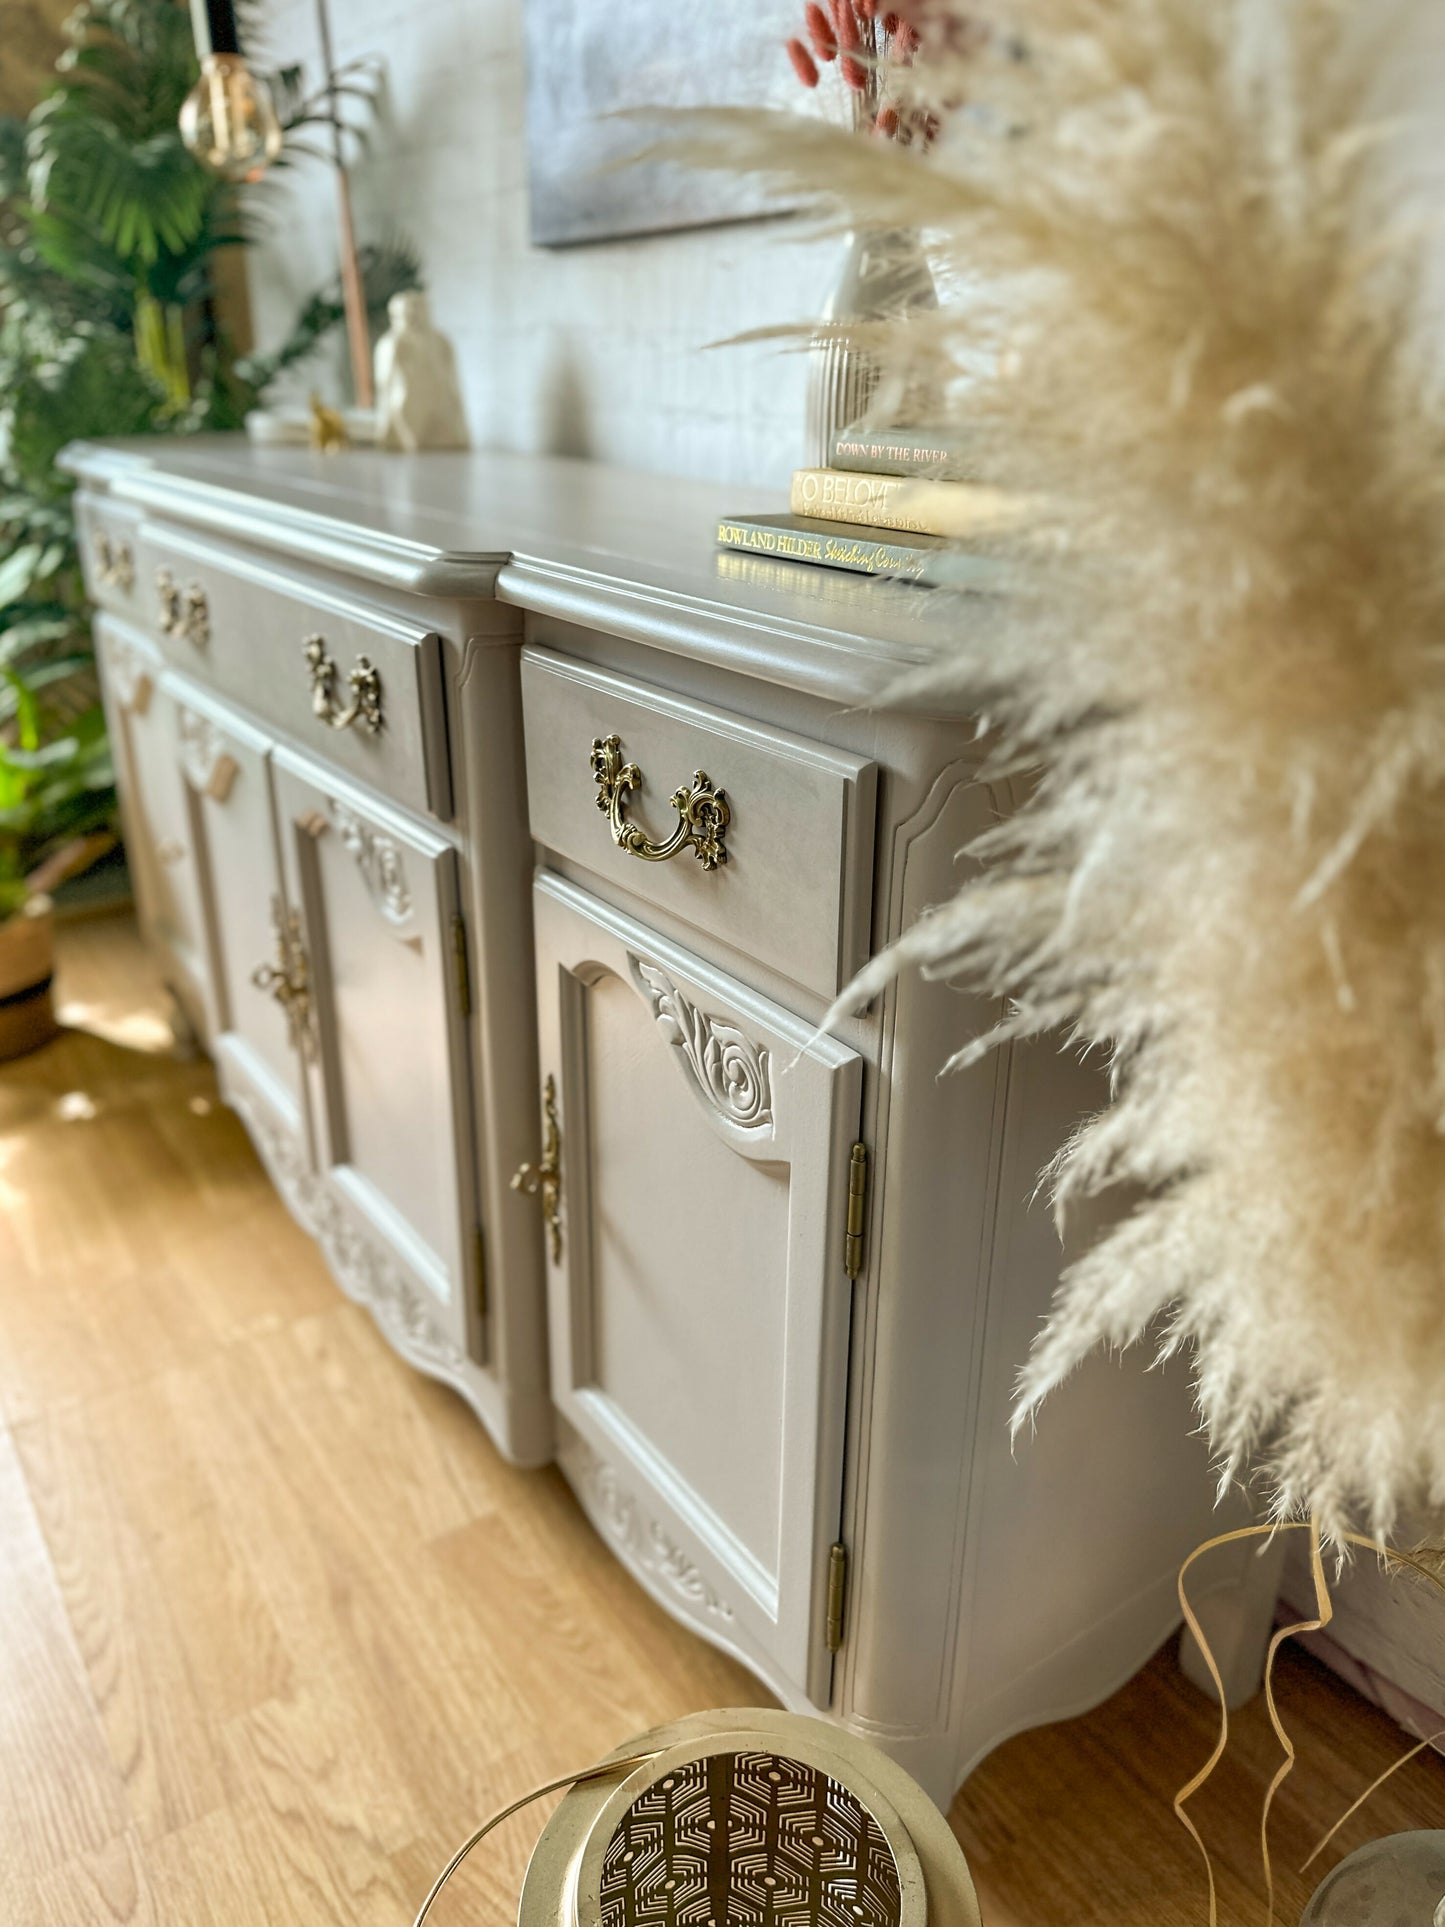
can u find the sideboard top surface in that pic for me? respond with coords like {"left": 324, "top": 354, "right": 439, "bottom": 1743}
{"left": 62, "top": 437, "right": 987, "bottom": 710}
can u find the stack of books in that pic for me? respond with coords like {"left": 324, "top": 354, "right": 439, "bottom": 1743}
{"left": 716, "top": 428, "right": 1018, "bottom": 585}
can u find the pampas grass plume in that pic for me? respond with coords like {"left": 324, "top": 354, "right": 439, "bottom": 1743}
{"left": 673, "top": 0, "right": 1445, "bottom": 1543}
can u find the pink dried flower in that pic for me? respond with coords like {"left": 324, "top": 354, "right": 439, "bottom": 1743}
{"left": 840, "top": 50, "right": 867, "bottom": 89}
{"left": 882, "top": 11, "right": 901, "bottom": 33}
{"left": 856, "top": 0, "right": 878, "bottom": 16}
{"left": 786, "top": 35, "right": 821, "bottom": 86}
{"left": 831, "top": 0, "right": 861, "bottom": 52}
{"left": 894, "top": 18, "right": 919, "bottom": 54}
{"left": 874, "top": 103, "right": 900, "bottom": 136}
{"left": 804, "top": 1, "right": 837, "bottom": 59}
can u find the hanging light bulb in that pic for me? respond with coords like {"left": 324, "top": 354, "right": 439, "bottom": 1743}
{"left": 179, "top": 0, "right": 283, "bottom": 183}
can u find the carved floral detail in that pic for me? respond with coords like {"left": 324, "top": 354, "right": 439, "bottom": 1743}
{"left": 225, "top": 1081, "right": 467, "bottom": 1382}
{"left": 560, "top": 1433, "right": 735, "bottom": 1623}
{"left": 633, "top": 959, "right": 772, "bottom": 1131}
{"left": 176, "top": 706, "right": 239, "bottom": 802}
{"left": 329, "top": 800, "right": 413, "bottom": 925}
{"left": 105, "top": 636, "right": 153, "bottom": 715}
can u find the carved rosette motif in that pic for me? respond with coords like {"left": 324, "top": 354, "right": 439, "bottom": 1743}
{"left": 224, "top": 1080, "right": 467, "bottom": 1383}
{"left": 561, "top": 1433, "right": 735, "bottom": 1624}
{"left": 633, "top": 959, "right": 773, "bottom": 1131}
{"left": 176, "top": 706, "right": 239, "bottom": 801}
{"left": 329, "top": 800, "right": 413, "bottom": 925}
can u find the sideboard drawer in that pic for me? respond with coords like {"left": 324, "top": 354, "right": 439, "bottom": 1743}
{"left": 75, "top": 494, "right": 142, "bottom": 620}
{"left": 520, "top": 647, "right": 877, "bottom": 1000}
{"left": 136, "top": 523, "right": 451, "bottom": 820}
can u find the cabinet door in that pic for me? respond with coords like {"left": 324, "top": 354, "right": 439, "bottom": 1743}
{"left": 532, "top": 870, "right": 862, "bottom": 1703}
{"left": 271, "top": 747, "right": 481, "bottom": 1357}
{"left": 164, "top": 674, "right": 311, "bottom": 1157}
{"left": 95, "top": 617, "right": 212, "bottom": 1040}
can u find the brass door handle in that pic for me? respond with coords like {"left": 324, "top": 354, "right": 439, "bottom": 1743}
{"left": 304, "top": 634, "right": 383, "bottom": 735}
{"left": 94, "top": 531, "right": 134, "bottom": 592}
{"left": 250, "top": 894, "right": 316, "bottom": 1058}
{"left": 511, "top": 1073, "right": 562, "bottom": 1262}
{"left": 155, "top": 568, "right": 209, "bottom": 648}
{"left": 590, "top": 733, "right": 730, "bottom": 870}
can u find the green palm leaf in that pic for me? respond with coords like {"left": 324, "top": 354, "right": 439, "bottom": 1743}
{"left": 28, "top": 109, "right": 212, "bottom": 268}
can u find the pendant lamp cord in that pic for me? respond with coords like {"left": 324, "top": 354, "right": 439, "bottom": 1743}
{"left": 412, "top": 1751, "right": 664, "bottom": 1927}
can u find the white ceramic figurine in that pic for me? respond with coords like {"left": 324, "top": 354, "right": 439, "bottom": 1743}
{"left": 374, "top": 291, "right": 470, "bottom": 452}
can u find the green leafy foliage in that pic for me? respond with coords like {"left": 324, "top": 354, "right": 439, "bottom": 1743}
{"left": 0, "top": 0, "right": 418, "bottom": 920}
{"left": 6, "top": 329, "right": 165, "bottom": 496}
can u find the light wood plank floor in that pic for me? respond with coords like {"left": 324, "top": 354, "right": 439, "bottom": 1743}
{"left": 3, "top": 912, "right": 1443, "bottom": 1926}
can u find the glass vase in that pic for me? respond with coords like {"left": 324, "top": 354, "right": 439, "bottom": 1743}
{"left": 804, "top": 227, "right": 939, "bottom": 469}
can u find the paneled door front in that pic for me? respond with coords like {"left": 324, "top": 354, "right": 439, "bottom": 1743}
{"left": 530, "top": 870, "right": 863, "bottom": 1704}
{"left": 95, "top": 616, "right": 213, "bottom": 1040}
{"left": 270, "top": 746, "right": 482, "bottom": 1362}
{"left": 162, "top": 671, "right": 311, "bottom": 1163}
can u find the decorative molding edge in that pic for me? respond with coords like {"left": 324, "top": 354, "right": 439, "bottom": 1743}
{"left": 329, "top": 799, "right": 413, "bottom": 925}
{"left": 456, "top": 634, "right": 483, "bottom": 693}
{"left": 226, "top": 1082, "right": 467, "bottom": 1384}
{"left": 559, "top": 1431, "right": 735, "bottom": 1624}
{"left": 632, "top": 959, "right": 773, "bottom": 1132}
{"left": 176, "top": 705, "right": 239, "bottom": 802}
{"left": 105, "top": 637, "right": 154, "bottom": 715}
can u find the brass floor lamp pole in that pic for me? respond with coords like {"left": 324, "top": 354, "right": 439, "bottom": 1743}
{"left": 314, "top": 0, "right": 373, "bottom": 410}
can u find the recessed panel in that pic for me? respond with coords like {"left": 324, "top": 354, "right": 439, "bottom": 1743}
{"left": 313, "top": 817, "right": 454, "bottom": 1287}
{"left": 584, "top": 967, "right": 789, "bottom": 1579}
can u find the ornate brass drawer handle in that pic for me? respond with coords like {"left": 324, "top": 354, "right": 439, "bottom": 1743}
{"left": 590, "top": 733, "right": 730, "bottom": 871}
{"left": 304, "top": 634, "right": 383, "bottom": 736}
{"left": 250, "top": 894, "right": 316, "bottom": 1059}
{"left": 511, "top": 1073, "right": 562, "bottom": 1263}
{"left": 94, "top": 531, "right": 134, "bottom": 592}
{"left": 155, "top": 567, "right": 209, "bottom": 648}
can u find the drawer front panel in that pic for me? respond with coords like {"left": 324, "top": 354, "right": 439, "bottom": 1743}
{"left": 521, "top": 647, "right": 877, "bottom": 1000}
{"left": 75, "top": 494, "right": 143, "bottom": 621}
{"left": 136, "top": 523, "right": 451, "bottom": 820}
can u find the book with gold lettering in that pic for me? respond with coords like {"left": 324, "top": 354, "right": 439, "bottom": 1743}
{"left": 829, "top": 427, "right": 974, "bottom": 479}
{"left": 714, "top": 514, "right": 1006, "bottom": 589}
{"left": 789, "top": 468, "right": 1021, "bottom": 540}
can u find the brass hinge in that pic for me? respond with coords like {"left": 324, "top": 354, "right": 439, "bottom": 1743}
{"left": 451, "top": 912, "right": 472, "bottom": 1018}
{"left": 825, "top": 1541, "right": 849, "bottom": 1653}
{"left": 473, "top": 1223, "right": 487, "bottom": 1318}
{"left": 844, "top": 1141, "right": 868, "bottom": 1278}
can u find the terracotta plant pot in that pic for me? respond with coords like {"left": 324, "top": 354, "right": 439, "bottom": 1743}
{"left": 0, "top": 895, "right": 59, "bottom": 1061}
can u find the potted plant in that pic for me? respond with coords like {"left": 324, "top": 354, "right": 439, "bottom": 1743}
{"left": 0, "top": 663, "right": 115, "bottom": 1059}
{"left": 0, "top": 864, "right": 59, "bottom": 1059}
{"left": 0, "top": 1, "right": 418, "bottom": 975}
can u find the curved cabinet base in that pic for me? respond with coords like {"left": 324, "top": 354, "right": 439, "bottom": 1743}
{"left": 558, "top": 1400, "right": 1255, "bottom": 1811}
{"left": 557, "top": 1422, "right": 803, "bottom": 1711}
{"left": 221, "top": 1061, "right": 553, "bottom": 1468}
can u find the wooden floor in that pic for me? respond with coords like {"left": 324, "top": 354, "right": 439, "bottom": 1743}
{"left": 3, "top": 912, "right": 1444, "bottom": 1926}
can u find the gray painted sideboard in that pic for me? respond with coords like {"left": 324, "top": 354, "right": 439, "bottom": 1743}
{"left": 65, "top": 438, "right": 1248, "bottom": 1802}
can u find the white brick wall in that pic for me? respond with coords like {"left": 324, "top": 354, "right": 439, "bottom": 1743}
{"left": 245, "top": 0, "right": 842, "bottom": 489}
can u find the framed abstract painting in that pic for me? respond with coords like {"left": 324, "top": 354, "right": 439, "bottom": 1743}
{"left": 523, "top": 0, "right": 827, "bottom": 246}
